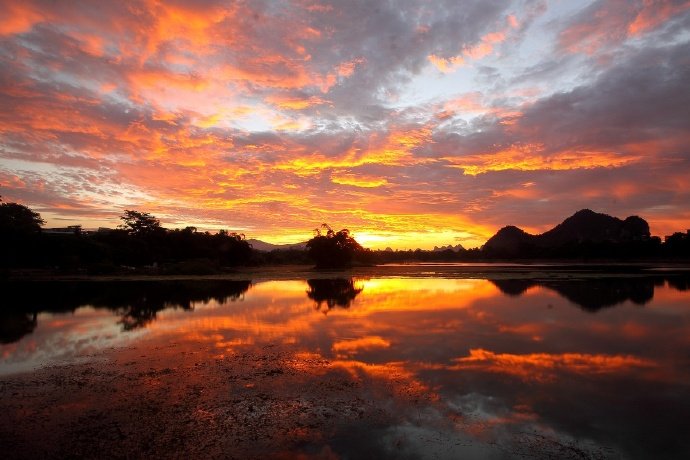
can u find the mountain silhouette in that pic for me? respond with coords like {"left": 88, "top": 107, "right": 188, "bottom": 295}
{"left": 482, "top": 226, "right": 535, "bottom": 256}
{"left": 483, "top": 209, "right": 650, "bottom": 257}
{"left": 539, "top": 209, "right": 650, "bottom": 246}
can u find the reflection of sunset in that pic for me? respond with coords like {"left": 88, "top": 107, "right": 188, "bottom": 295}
{"left": 351, "top": 278, "right": 499, "bottom": 314}
{"left": 3, "top": 277, "right": 690, "bottom": 457}
{"left": 359, "top": 277, "right": 489, "bottom": 294}
{"left": 333, "top": 336, "right": 391, "bottom": 357}
{"left": 142, "top": 279, "right": 503, "bottom": 349}
{"left": 451, "top": 348, "right": 656, "bottom": 382}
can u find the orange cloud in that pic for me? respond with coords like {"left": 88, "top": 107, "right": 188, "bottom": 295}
{"left": 264, "top": 94, "right": 330, "bottom": 110}
{"left": 336, "top": 57, "right": 365, "bottom": 77}
{"left": 275, "top": 125, "right": 434, "bottom": 174}
{"left": 142, "top": 1, "right": 235, "bottom": 57}
{"left": 428, "top": 54, "right": 465, "bottom": 73}
{"left": 429, "top": 26, "right": 509, "bottom": 73}
{"left": 331, "top": 173, "right": 389, "bottom": 188}
{"left": 445, "top": 145, "right": 640, "bottom": 175}
{"left": 311, "top": 57, "right": 365, "bottom": 93}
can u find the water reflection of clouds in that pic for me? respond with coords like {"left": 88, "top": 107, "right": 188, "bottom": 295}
{"left": 5, "top": 277, "right": 689, "bottom": 376}
{"left": 449, "top": 348, "right": 656, "bottom": 382}
{"left": 1, "top": 308, "right": 147, "bottom": 375}
{"left": 188, "top": 279, "right": 688, "bottom": 457}
{"left": 0, "top": 280, "right": 252, "bottom": 345}
{"left": 2, "top": 276, "right": 690, "bottom": 457}
{"left": 332, "top": 336, "right": 390, "bottom": 358}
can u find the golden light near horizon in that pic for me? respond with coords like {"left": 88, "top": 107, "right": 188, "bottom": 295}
{"left": 1, "top": 0, "right": 690, "bottom": 248}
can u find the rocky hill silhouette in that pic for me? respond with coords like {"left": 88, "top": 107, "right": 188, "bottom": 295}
{"left": 483, "top": 209, "right": 650, "bottom": 257}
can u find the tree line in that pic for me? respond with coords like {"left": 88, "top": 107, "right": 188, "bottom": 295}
{"left": 1, "top": 200, "right": 689, "bottom": 275}
{"left": 0, "top": 202, "right": 253, "bottom": 274}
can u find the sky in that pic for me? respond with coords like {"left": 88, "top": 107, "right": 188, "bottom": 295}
{"left": 1, "top": 0, "right": 689, "bottom": 249}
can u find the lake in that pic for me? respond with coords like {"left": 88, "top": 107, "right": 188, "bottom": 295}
{"left": 1, "top": 269, "right": 689, "bottom": 459}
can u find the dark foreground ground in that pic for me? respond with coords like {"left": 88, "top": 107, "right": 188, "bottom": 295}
{"left": 1, "top": 340, "right": 618, "bottom": 460}
{"left": 2, "top": 342, "right": 392, "bottom": 459}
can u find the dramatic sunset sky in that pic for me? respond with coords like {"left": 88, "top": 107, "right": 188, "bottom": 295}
{"left": 1, "top": 0, "right": 689, "bottom": 249}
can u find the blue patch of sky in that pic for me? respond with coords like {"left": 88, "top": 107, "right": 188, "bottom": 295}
{"left": 388, "top": 0, "right": 600, "bottom": 119}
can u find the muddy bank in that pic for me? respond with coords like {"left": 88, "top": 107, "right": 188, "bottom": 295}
{"left": 0, "top": 343, "right": 399, "bottom": 459}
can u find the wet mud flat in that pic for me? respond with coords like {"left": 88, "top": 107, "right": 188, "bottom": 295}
{"left": 0, "top": 341, "right": 611, "bottom": 459}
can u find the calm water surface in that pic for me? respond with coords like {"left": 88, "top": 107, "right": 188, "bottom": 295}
{"left": 1, "top": 275, "right": 689, "bottom": 458}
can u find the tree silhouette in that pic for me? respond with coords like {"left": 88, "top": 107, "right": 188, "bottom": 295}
{"left": 215, "top": 230, "right": 253, "bottom": 266}
{"left": 0, "top": 199, "right": 45, "bottom": 268}
{"left": 306, "top": 224, "right": 363, "bottom": 268}
{"left": 118, "top": 210, "right": 164, "bottom": 237}
{"left": 0, "top": 199, "right": 45, "bottom": 235}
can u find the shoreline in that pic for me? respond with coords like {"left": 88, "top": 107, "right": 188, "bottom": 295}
{"left": 3, "top": 261, "right": 690, "bottom": 283}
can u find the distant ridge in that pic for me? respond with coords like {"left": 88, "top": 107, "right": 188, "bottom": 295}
{"left": 433, "top": 244, "right": 465, "bottom": 252}
{"left": 483, "top": 209, "right": 650, "bottom": 257}
{"left": 247, "top": 239, "right": 307, "bottom": 252}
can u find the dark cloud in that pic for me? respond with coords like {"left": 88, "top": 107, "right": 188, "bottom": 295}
{"left": 434, "top": 40, "right": 690, "bottom": 158}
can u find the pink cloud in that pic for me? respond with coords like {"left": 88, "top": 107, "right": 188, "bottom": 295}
{"left": 0, "top": 1, "right": 47, "bottom": 36}
{"left": 559, "top": 0, "right": 690, "bottom": 55}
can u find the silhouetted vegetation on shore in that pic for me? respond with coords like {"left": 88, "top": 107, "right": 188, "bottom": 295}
{"left": 306, "top": 224, "right": 366, "bottom": 268}
{"left": 1, "top": 202, "right": 253, "bottom": 274}
{"left": 1, "top": 201, "right": 689, "bottom": 276}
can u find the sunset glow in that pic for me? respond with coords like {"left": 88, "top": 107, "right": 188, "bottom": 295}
{"left": 1, "top": 0, "right": 689, "bottom": 248}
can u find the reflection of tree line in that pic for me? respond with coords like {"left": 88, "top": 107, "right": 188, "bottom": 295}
{"left": 304, "top": 275, "right": 690, "bottom": 314}
{"left": 306, "top": 278, "right": 363, "bottom": 313}
{"left": 0, "top": 280, "right": 251, "bottom": 343}
{"left": 490, "top": 275, "right": 690, "bottom": 312}
{"left": 3, "top": 275, "right": 690, "bottom": 344}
